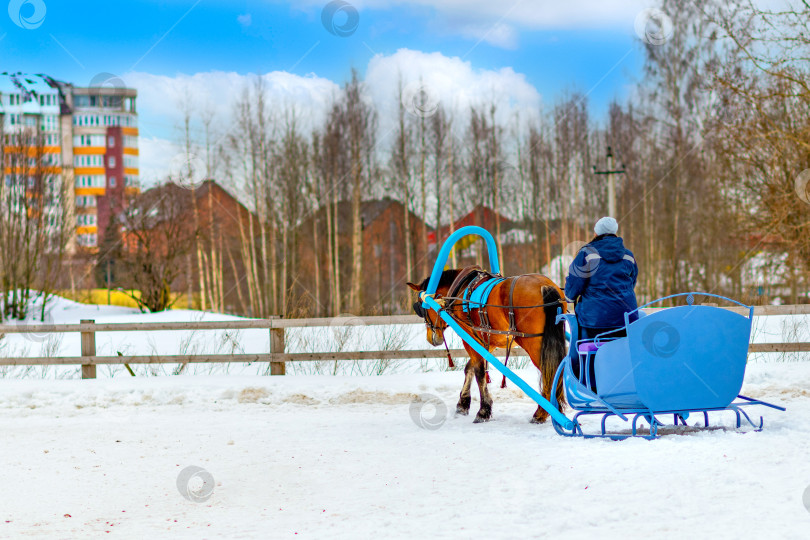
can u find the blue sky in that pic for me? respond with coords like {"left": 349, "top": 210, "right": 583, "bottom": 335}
{"left": 2, "top": 0, "right": 653, "bottom": 180}
{"left": 5, "top": 1, "right": 645, "bottom": 107}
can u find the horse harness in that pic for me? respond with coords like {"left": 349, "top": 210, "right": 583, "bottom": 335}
{"left": 413, "top": 268, "right": 564, "bottom": 382}
{"left": 443, "top": 271, "right": 555, "bottom": 341}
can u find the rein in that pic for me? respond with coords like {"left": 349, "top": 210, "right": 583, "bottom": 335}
{"left": 414, "top": 299, "right": 455, "bottom": 368}
{"left": 440, "top": 299, "right": 562, "bottom": 339}
{"left": 414, "top": 277, "right": 565, "bottom": 383}
{"left": 415, "top": 280, "right": 564, "bottom": 340}
{"left": 438, "top": 297, "right": 564, "bottom": 310}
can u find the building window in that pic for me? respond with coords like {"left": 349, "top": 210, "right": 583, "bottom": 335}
{"left": 77, "top": 195, "right": 97, "bottom": 207}
{"left": 75, "top": 175, "right": 105, "bottom": 188}
{"left": 75, "top": 155, "right": 104, "bottom": 167}
{"left": 108, "top": 156, "right": 116, "bottom": 168}
{"left": 109, "top": 176, "right": 116, "bottom": 187}
{"left": 108, "top": 136, "right": 115, "bottom": 148}
{"left": 77, "top": 214, "right": 97, "bottom": 226}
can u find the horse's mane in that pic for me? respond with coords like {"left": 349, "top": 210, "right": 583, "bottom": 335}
{"left": 417, "top": 269, "right": 461, "bottom": 291}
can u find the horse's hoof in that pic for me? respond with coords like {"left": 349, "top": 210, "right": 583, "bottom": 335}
{"left": 530, "top": 416, "right": 548, "bottom": 424}
{"left": 455, "top": 407, "right": 470, "bottom": 416}
{"left": 473, "top": 413, "right": 491, "bottom": 423}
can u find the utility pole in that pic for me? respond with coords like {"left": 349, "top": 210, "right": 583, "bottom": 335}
{"left": 592, "top": 146, "right": 625, "bottom": 217}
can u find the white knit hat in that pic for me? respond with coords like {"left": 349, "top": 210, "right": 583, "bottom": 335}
{"left": 594, "top": 216, "right": 618, "bottom": 236}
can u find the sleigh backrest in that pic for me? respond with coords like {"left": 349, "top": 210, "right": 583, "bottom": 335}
{"left": 609, "top": 305, "right": 752, "bottom": 411}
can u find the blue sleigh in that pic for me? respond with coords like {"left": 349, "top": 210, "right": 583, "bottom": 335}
{"left": 553, "top": 294, "right": 785, "bottom": 439}
{"left": 419, "top": 226, "right": 784, "bottom": 439}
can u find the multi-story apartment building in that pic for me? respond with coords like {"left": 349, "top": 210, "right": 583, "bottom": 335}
{"left": 0, "top": 72, "right": 139, "bottom": 251}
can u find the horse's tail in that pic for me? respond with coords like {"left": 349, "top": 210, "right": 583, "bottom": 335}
{"left": 540, "top": 285, "right": 567, "bottom": 410}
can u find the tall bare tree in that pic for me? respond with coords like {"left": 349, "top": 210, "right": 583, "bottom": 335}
{"left": 119, "top": 184, "right": 198, "bottom": 312}
{"left": 0, "top": 116, "right": 71, "bottom": 321}
{"left": 341, "top": 71, "right": 376, "bottom": 313}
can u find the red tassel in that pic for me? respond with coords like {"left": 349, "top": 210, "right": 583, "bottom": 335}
{"left": 501, "top": 376, "right": 507, "bottom": 389}
{"left": 486, "top": 371, "right": 491, "bottom": 384}
{"left": 447, "top": 356, "right": 455, "bottom": 369}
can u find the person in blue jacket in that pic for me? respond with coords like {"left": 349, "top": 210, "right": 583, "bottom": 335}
{"left": 565, "top": 216, "right": 639, "bottom": 341}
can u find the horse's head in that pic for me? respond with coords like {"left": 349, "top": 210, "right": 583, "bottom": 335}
{"left": 406, "top": 280, "right": 446, "bottom": 346}
{"left": 407, "top": 269, "right": 461, "bottom": 347}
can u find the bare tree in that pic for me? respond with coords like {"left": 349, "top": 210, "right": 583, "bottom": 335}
{"left": 341, "top": 71, "right": 376, "bottom": 313}
{"left": 118, "top": 183, "right": 198, "bottom": 312}
{"left": 392, "top": 78, "right": 416, "bottom": 283}
{"left": 705, "top": 0, "right": 810, "bottom": 301}
{"left": 276, "top": 109, "right": 309, "bottom": 315}
{"left": 0, "top": 116, "right": 71, "bottom": 321}
{"left": 430, "top": 106, "right": 449, "bottom": 250}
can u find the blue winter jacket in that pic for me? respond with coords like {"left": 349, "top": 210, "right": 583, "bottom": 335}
{"left": 564, "top": 234, "right": 639, "bottom": 329}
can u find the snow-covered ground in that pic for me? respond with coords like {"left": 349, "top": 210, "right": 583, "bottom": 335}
{"left": 0, "top": 364, "right": 808, "bottom": 539}
{"left": 1, "top": 295, "right": 809, "bottom": 537}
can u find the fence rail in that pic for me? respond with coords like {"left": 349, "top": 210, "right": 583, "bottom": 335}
{"left": 0, "top": 303, "right": 807, "bottom": 378}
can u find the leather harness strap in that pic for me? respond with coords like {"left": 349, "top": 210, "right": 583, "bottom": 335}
{"left": 417, "top": 272, "right": 564, "bottom": 374}
{"left": 446, "top": 265, "right": 485, "bottom": 300}
{"left": 434, "top": 275, "right": 550, "bottom": 341}
{"left": 466, "top": 276, "right": 547, "bottom": 339}
{"left": 507, "top": 275, "right": 519, "bottom": 332}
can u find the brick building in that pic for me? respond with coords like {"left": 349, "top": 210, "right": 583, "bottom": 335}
{"left": 296, "top": 198, "right": 432, "bottom": 315}
{"left": 0, "top": 72, "right": 139, "bottom": 251}
{"left": 119, "top": 180, "right": 258, "bottom": 314}
{"left": 428, "top": 205, "right": 591, "bottom": 278}
{"left": 170, "top": 180, "right": 258, "bottom": 314}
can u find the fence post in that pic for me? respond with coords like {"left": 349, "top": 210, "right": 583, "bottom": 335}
{"left": 269, "top": 316, "right": 285, "bottom": 375}
{"left": 80, "top": 319, "right": 96, "bottom": 379}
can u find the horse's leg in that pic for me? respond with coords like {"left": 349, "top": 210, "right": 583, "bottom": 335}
{"left": 516, "top": 336, "right": 550, "bottom": 424}
{"left": 463, "top": 344, "right": 493, "bottom": 423}
{"left": 456, "top": 360, "right": 474, "bottom": 415}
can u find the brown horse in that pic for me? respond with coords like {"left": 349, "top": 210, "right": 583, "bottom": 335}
{"left": 407, "top": 269, "right": 568, "bottom": 423}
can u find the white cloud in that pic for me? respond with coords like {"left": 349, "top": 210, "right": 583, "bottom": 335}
{"left": 365, "top": 48, "right": 542, "bottom": 135}
{"left": 123, "top": 70, "right": 340, "bottom": 186}
{"left": 460, "top": 21, "right": 519, "bottom": 50}
{"left": 126, "top": 50, "right": 543, "bottom": 186}
{"left": 124, "top": 69, "right": 339, "bottom": 133}
{"left": 237, "top": 13, "right": 252, "bottom": 28}
{"left": 297, "top": 0, "right": 653, "bottom": 48}
{"left": 138, "top": 136, "right": 183, "bottom": 186}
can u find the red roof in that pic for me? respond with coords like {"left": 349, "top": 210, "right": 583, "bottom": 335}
{"left": 428, "top": 205, "right": 513, "bottom": 244}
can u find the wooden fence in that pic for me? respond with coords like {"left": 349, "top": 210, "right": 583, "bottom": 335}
{"left": 0, "top": 304, "right": 809, "bottom": 378}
